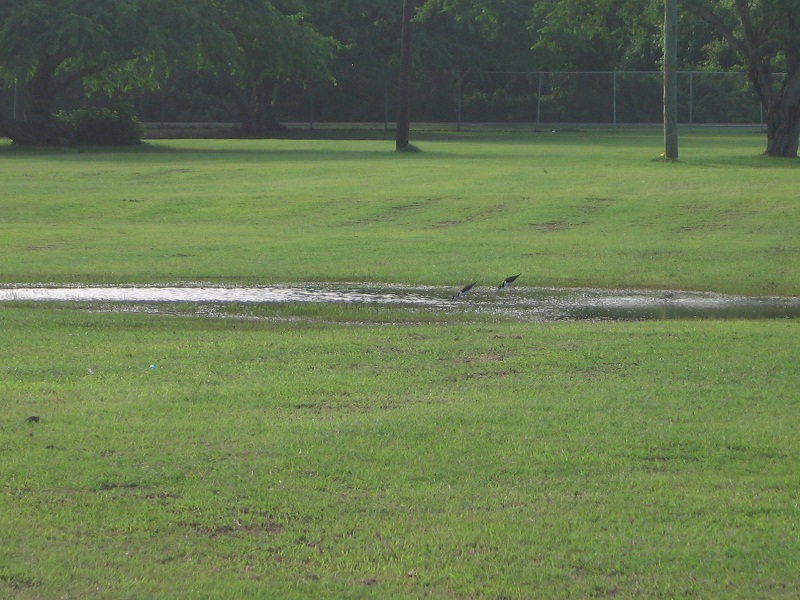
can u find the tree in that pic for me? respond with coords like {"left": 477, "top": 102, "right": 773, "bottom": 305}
{"left": 0, "top": 0, "right": 229, "bottom": 145}
{"left": 0, "top": 0, "right": 335, "bottom": 143}
{"left": 212, "top": 0, "right": 336, "bottom": 135}
{"left": 680, "top": 0, "right": 800, "bottom": 157}
{"left": 414, "top": 0, "right": 536, "bottom": 122}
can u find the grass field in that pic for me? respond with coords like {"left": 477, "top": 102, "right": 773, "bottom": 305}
{"left": 1, "top": 128, "right": 797, "bottom": 294}
{"left": 1, "top": 128, "right": 799, "bottom": 598}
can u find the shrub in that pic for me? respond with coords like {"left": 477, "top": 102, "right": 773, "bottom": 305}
{"left": 57, "top": 104, "right": 144, "bottom": 145}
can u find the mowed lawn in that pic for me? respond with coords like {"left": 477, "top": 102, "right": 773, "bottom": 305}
{"left": 1, "top": 129, "right": 799, "bottom": 598}
{"left": 0, "top": 128, "right": 797, "bottom": 294}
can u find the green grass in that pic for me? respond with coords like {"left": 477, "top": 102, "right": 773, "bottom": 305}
{"left": 1, "top": 128, "right": 798, "bottom": 295}
{"left": 1, "top": 128, "right": 799, "bottom": 598}
{"left": 2, "top": 304, "right": 799, "bottom": 598}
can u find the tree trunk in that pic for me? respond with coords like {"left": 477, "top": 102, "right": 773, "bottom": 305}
{"left": 745, "top": 48, "right": 800, "bottom": 157}
{"left": 236, "top": 81, "right": 288, "bottom": 136}
{"left": 760, "top": 69, "right": 800, "bottom": 157}
{"left": 765, "top": 102, "right": 800, "bottom": 157}
{"left": 0, "top": 53, "right": 75, "bottom": 146}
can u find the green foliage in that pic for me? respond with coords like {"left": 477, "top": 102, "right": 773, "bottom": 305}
{"left": 416, "top": 0, "right": 535, "bottom": 71}
{"left": 0, "top": 1, "right": 334, "bottom": 141}
{"left": 530, "top": 0, "right": 665, "bottom": 71}
{"left": 57, "top": 105, "right": 144, "bottom": 146}
{"left": 0, "top": 0, "right": 212, "bottom": 88}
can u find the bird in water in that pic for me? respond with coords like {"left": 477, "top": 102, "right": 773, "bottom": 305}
{"left": 498, "top": 273, "right": 521, "bottom": 289}
{"left": 452, "top": 281, "right": 478, "bottom": 300}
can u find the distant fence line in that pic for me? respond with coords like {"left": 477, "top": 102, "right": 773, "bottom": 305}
{"left": 1, "top": 70, "right": 781, "bottom": 128}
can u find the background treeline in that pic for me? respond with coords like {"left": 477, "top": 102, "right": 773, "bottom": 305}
{"left": 0, "top": 0, "right": 795, "bottom": 146}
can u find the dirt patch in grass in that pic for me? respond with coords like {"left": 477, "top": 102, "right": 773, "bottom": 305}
{"left": 530, "top": 220, "right": 575, "bottom": 232}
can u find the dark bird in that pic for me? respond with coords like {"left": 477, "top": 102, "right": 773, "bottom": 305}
{"left": 452, "top": 281, "right": 478, "bottom": 300}
{"left": 498, "top": 273, "right": 521, "bottom": 289}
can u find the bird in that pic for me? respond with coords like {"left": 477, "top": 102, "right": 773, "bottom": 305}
{"left": 498, "top": 273, "right": 521, "bottom": 289}
{"left": 452, "top": 281, "right": 478, "bottom": 300}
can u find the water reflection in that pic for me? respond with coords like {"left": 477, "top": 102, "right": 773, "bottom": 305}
{"left": 1, "top": 283, "right": 799, "bottom": 322}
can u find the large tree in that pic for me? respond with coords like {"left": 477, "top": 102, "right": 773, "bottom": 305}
{"left": 212, "top": 0, "right": 336, "bottom": 135}
{"left": 0, "top": 0, "right": 230, "bottom": 145}
{"left": 0, "top": 0, "right": 334, "bottom": 143}
{"left": 680, "top": 0, "right": 800, "bottom": 157}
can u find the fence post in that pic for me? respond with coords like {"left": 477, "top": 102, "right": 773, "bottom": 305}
{"left": 612, "top": 70, "right": 617, "bottom": 129}
{"left": 457, "top": 75, "right": 462, "bottom": 130}
{"left": 536, "top": 73, "right": 542, "bottom": 126}
{"left": 688, "top": 71, "right": 694, "bottom": 128}
{"left": 384, "top": 80, "right": 389, "bottom": 130}
{"left": 308, "top": 80, "right": 314, "bottom": 130}
{"left": 13, "top": 80, "right": 17, "bottom": 120}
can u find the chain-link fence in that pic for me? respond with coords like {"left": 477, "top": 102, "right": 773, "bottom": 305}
{"left": 1, "top": 70, "right": 773, "bottom": 128}
{"left": 266, "top": 71, "right": 766, "bottom": 128}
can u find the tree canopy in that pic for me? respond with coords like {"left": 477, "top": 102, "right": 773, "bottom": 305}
{"left": 1, "top": 0, "right": 798, "bottom": 155}
{"left": 0, "top": 0, "right": 332, "bottom": 143}
{"left": 207, "top": 0, "right": 336, "bottom": 134}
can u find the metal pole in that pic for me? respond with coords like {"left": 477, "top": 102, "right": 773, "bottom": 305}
{"left": 13, "top": 80, "right": 17, "bottom": 120}
{"left": 612, "top": 70, "right": 617, "bottom": 129}
{"left": 688, "top": 71, "right": 694, "bottom": 128}
{"left": 308, "top": 80, "right": 314, "bottom": 131}
{"left": 536, "top": 73, "right": 542, "bottom": 126}
{"left": 457, "top": 75, "right": 462, "bottom": 130}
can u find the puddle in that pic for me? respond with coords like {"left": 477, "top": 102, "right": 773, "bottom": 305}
{"left": 2, "top": 283, "right": 799, "bottom": 322}
{"left": 0, "top": 284, "right": 436, "bottom": 306}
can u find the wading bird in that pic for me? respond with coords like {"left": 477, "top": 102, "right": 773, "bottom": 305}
{"left": 498, "top": 273, "right": 521, "bottom": 289}
{"left": 452, "top": 282, "right": 478, "bottom": 300}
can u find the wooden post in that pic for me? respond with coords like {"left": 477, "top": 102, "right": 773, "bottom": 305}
{"left": 396, "top": 0, "right": 414, "bottom": 151}
{"left": 663, "top": 0, "right": 679, "bottom": 158}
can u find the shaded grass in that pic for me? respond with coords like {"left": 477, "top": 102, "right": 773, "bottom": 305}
{"left": 2, "top": 304, "right": 799, "bottom": 598}
{"left": 1, "top": 129, "right": 798, "bottom": 295}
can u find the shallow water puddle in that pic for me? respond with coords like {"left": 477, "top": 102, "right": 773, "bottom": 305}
{"left": 1, "top": 284, "right": 799, "bottom": 321}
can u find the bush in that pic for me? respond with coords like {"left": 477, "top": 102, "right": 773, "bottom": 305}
{"left": 57, "top": 104, "right": 144, "bottom": 145}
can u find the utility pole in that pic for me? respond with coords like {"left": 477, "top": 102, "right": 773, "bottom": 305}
{"left": 663, "top": 0, "right": 679, "bottom": 158}
{"left": 396, "top": 0, "right": 414, "bottom": 151}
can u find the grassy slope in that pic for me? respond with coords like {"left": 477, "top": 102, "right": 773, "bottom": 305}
{"left": 1, "top": 304, "right": 799, "bottom": 599}
{"left": 1, "top": 129, "right": 797, "bottom": 295}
